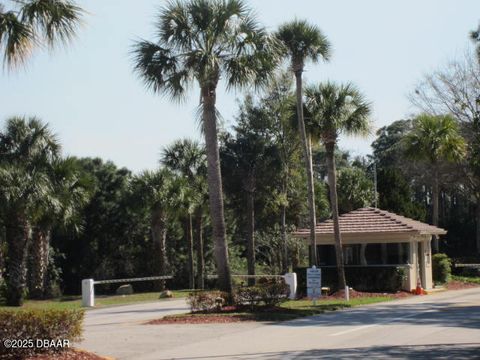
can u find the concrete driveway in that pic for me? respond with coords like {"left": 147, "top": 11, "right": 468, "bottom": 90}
{"left": 80, "top": 287, "right": 480, "bottom": 359}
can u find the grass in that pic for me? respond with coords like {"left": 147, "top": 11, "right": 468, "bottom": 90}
{"left": 160, "top": 295, "right": 394, "bottom": 323}
{"left": 0, "top": 290, "right": 190, "bottom": 311}
{"left": 451, "top": 275, "right": 480, "bottom": 285}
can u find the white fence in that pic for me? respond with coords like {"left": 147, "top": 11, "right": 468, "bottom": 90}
{"left": 82, "top": 275, "right": 173, "bottom": 307}
{"left": 81, "top": 273, "right": 297, "bottom": 307}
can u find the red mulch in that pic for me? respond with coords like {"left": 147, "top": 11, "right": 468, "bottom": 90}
{"left": 1, "top": 349, "right": 107, "bottom": 360}
{"left": 148, "top": 314, "right": 250, "bottom": 324}
{"left": 147, "top": 305, "right": 268, "bottom": 324}
{"left": 446, "top": 280, "right": 480, "bottom": 290}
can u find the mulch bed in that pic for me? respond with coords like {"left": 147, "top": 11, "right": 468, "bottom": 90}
{"left": 1, "top": 349, "right": 108, "bottom": 360}
{"left": 148, "top": 314, "right": 251, "bottom": 324}
{"left": 147, "top": 290, "right": 408, "bottom": 325}
{"left": 147, "top": 305, "right": 277, "bottom": 324}
{"left": 446, "top": 280, "right": 480, "bottom": 290}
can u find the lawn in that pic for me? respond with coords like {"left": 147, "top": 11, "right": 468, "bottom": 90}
{"left": 150, "top": 295, "right": 394, "bottom": 324}
{"left": 0, "top": 290, "right": 190, "bottom": 311}
{"left": 451, "top": 275, "right": 480, "bottom": 285}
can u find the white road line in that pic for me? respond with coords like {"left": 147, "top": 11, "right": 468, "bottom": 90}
{"left": 330, "top": 309, "right": 435, "bottom": 337}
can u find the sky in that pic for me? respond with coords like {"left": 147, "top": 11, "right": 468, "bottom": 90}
{"left": 1, "top": 0, "right": 479, "bottom": 173}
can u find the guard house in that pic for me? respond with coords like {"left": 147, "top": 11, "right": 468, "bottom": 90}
{"left": 293, "top": 207, "right": 447, "bottom": 291}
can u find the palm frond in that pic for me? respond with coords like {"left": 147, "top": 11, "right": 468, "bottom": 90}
{"left": 0, "top": 10, "right": 34, "bottom": 68}
{"left": 20, "top": 0, "right": 84, "bottom": 47}
{"left": 131, "top": 39, "right": 192, "bottom": 101}
{"left": 276, "top": 19, "right": 331, "bottom": 67}
{"left": 304, "top": 81, "right": 372, "bottom": 142}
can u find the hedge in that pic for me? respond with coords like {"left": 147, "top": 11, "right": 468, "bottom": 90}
{"left": 432, "top": 253, "right": 451, "bottom": 284}
{"left": 294, "top": 266, "right": 406, "bottom": 295}
{"left": 0, "top": 309, "right": 84, "bottom": 357}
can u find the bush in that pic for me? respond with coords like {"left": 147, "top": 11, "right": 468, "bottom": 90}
{"left": 261, "top": 281, "right": 289, "bottom": 307}
{"left": 0, "top": 309, "right": 84, "bottom": 357}
{"left": 433, "top": 253, "right": 452, "bottom": 284}
{"left": 187, "top": 291, "right": 229, "bottom": 312}
{"left": 294, "top": 266, "right": 406, "bottom": 295}
{"left": 235, "top": 280, "right": 289, "bottom": 308}
{"left": 235, "top": 286, "right": 264, "bottom": 309}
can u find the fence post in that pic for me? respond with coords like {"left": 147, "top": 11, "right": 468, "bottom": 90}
{"left": 82, "top": 279, "right": 95, "bottom": 307}
{"left": 284, "top": 272, "right": 297, "bottom": 300}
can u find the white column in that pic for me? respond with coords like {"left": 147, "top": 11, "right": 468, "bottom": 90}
{"left": 82, "top": 279, "right": 95, "bottom": 307}
{"left": 284, "top": 272, "right": 297, "bottom": 300}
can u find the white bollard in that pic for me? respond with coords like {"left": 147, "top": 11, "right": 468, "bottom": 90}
{"left": 284, "top": 272, "right": 297, "bottom": 300}
{"left": 82, "top": 279, "right": 95, "bottom": 307}
{"left": 345, "top": 285, "right": 350, "bottom": 302}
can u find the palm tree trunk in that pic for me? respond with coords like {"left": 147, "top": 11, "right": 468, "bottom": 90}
{"left": 186, "top": 214, "right": 195, "bottom": 289}
{"left": 325, "top": 142, "right": 346, "bottom": 290}
{"left": 432, "top": 167, "right": 440, "bottom": 253}
{"left": 151, "top": 207, "right": 167, "bottom": 291}
{"left": 476, "top": 197, "right": 480, "bottom": 254}
{"left": 281, "top": 202, "right": 288, "bottom": 274}
{"left": 294, "top": 67, "right": 317, "bottom": 266}
{"left": 201, "top": 87, "right": 232, "bottom": 294}
{"left": 194, "top": 207, "right": 205, "bottom": 289}
{"left": 5, "top": 213, "right": 29, "bottom": 306}
{"left": 28, "top": 227, "right": 50, "bottom": 299}
{"left": 246, "top": 174, "right": 255, "bottom": 286}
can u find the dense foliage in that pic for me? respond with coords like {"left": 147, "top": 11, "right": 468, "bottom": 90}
{"left": 0, "top": 308, "right": 84, "bottom": 357}
{"left": 432, "top": 254, "right": 452, "bottom": 285}
{"left": 0, "top": 1, "right": 479, "bottom": 305}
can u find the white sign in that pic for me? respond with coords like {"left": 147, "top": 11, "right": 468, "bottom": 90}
{"left": 307, "top": 266, "right": 321, "bottom": 299}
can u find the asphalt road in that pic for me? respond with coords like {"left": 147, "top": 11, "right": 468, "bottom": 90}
{"left": 79, "top": 287, "right": 480, "bottom": 359}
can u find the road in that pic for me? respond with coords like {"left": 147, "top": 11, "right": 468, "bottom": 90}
{"left": 80, "top": 287, "right": 480, "bottom": 359}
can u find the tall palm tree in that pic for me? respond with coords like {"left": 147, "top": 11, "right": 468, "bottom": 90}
{"left": 131, "top": 168, "right": 175, "bottom": 291}
{"left": 0, "top": 0, "right": 83, "bottom": 68}
{"left": 305, "top": 82, "right": 371, "bottom": 289}
{"left": 162, "top": 139, "right": 208, "bottom": 289}
{"left": 132, "top": 0, "right": 281, "bottom": 293}
{"left": 0, "top": 116, "right": 59, "bottom": 306}
{"left": 28, "top": 157, "right": 90, "bottom": 299}
{"left": 276, "top": 19, "right": 331, "bottom": 266}
{"left": 403, "top": 114, "right": 466, "bottom": 253}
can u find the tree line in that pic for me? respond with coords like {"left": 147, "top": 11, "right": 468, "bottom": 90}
{"left": 1, "top": 0, "right": 479, "bottom": 306}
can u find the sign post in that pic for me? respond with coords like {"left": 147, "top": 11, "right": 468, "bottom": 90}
{"left": 307, "top": 266, "right": 321, "bottom": 305}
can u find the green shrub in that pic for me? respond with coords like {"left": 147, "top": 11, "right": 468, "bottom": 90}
{"left": 0, "top": 308, "right": 84, "bottom": 357}
{"left": 294, "top": 266, "right": 406, "bottom": 294}
{"left": 260, "top": 281, "right": 289, "bottom": 307}
{"left": 432, "top": 253, "right": 452, "bottom": 284}
{"left": 187, "top": 291, "right": 229, "bottom": 312}
{"left": 235, "top": 280, "right": 289, "bottom": 308}
{"left": 235, "top": 286, "right": 264, "bottom": 309}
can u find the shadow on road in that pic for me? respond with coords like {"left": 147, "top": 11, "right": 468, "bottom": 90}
{"left": 276, "top": 302, "right": 480, "bottom": 331}
{"left": 160, "top": 343, "right": 480, "bottom": 359}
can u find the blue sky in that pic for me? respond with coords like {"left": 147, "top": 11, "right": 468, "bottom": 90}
{"left": 1, "top": 0, "right": 479, "bottom": 172}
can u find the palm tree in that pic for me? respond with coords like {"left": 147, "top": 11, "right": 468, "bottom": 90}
{"left": 131, "top": 169, "right": 175, "bottom": 291}
{"left": 403, "top": 114, "right": 466, "bottom": 253}
{"left": 162, "top": 139, "right": 208, "bottom": 289}
{"left": 162, "top": 140, "right": 206, "bottom": 289}
{"left": 28, "top": 157, "right": 90, "bottom": 299}
{"left": 262, "top": 71, "right": 298, "bottom": 273}
{"left": 276, "top": 19, "right": 331, "bottom": 266}
{"left": 132, "top": 0, "right": 281, "bottom": 293}
{"left": 0, "top": 116, "right": 59, "bottom": 306}
{"left": 0, "top": 0, "right": 83, "bottom": 69}
{"left": 305, "top": 82, "right": 371, "bottom": 289}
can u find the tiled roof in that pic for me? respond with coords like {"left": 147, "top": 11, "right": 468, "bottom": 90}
{"left": 294, "top": 207, "right": 447, "bottom": 236}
